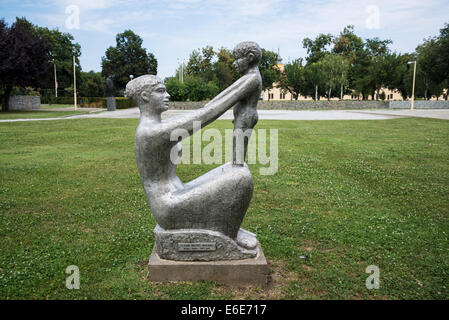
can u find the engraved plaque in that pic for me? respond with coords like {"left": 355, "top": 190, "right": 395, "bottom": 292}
{"left": 178, "top": 242, "right": 216, "bottom": 252}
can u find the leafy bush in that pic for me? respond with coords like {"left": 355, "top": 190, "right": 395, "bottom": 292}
{"left": 41, "top": 96, "right": 74, "bottom": 104}
{"left": 166, "top": 76, "right": 219, "bottom": 101}
{"left": 11, "top": 86, "right": 40, "bottom": 96}
{"left": 79, "top": 97, "right": 104, "bottom": 108}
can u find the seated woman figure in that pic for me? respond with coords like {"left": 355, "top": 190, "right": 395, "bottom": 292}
{"left": 126, "top": 49, "right": 261, "bottom": 248}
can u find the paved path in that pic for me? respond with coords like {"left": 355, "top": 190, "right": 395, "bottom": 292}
{"left": 1, "top": 108, "right": 449, "bottom": 122}
{"left": 352, "top": 109, "right": 449, "bottom": 120}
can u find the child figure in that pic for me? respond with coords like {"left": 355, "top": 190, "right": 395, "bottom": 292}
{"left": 232, "top": 41, "right": 263, "bottom": 165}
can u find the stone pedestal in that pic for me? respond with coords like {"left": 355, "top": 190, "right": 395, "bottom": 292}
{"left": 154, "top": 225, "right": 258, "bottom": 261}
{"left": 107, "top": 97, "right": 116, "bottom": 111}
{"left": 9, "top": 95, "right": 41, "bottom": 110}
{"left": 148, "top": 243, "right": 270, "bottom": 287}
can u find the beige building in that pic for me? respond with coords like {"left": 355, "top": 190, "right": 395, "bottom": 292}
{"left": 262, "top": 63, "right": 446, "bottom": 101}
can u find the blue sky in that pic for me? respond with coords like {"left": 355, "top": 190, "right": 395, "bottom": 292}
{"left": 1, "top": 0, "right": 448, "bottom": 80}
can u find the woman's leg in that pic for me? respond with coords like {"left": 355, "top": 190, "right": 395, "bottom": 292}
{"left": 156, "top": 162, "right": 254, "bottom": 239}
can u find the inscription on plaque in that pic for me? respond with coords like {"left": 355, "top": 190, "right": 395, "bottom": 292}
{"left": 178, "top": 242, "right": 216, "bottom": 252}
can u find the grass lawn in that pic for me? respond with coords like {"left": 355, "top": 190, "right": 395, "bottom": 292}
{"left": 40, "top": 104, "right": 78, "bottom": 109}
{"left": 0, "top": 118, "right": 448, "bottom": 299}
{"left": 0, "top": 110, "right": 91, "bottom": 120}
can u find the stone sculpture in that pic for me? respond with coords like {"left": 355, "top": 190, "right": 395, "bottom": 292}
{"left": 126, "top": 42, "right": 263, "bottom": 261}
{"left": 106, "top": 75, "right": 116, "bottom": 111}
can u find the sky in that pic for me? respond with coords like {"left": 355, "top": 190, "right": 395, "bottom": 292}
{"left": 1, "top": 0, "right": 448, "bottom": 80}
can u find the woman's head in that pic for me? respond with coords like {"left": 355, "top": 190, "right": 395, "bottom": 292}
{"left": 125, "top": 75, "right": 170, "bottom": 113}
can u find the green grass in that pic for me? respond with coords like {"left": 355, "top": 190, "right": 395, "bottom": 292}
{"left": 0, "top": 110, "right": 90, "bottom": 120}
{"left": 40, "top": 104, "right": 77, "bottom": 109}
{"left": 0, "top": 118, "right": 448, "bottom": 299}
{"left": 41, "top": 104, "right": 104, "bottom": 109}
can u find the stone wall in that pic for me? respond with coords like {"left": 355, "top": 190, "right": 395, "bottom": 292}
{"left": 9, "top": 95, "right": 41, "bottom": 110}
{"left": 168, "top": 100, "right": 389, "bottom": 110}
{"left": 168, "top": 100, "right": 449, "bottom": 110}
{"left": 257, "top": 100, "right": 389, "bottom": 110}
{"left": 389, "top": 100, "right": 449, "bottom": 109}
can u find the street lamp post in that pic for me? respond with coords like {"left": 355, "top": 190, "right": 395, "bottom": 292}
{"left": 72, "top": 49, "right": 77, "bottom": 111}
{"left": 177, "top": 58, "right": 184, "bottom": 83}
{"left": 181, "top": 60, "right": 184, "bottom": 83}
{"left": 53, "top": 60, "right": 58, "bottom": 98}
{"left": 408, "top": 61, "right": 417, "bottom": 111}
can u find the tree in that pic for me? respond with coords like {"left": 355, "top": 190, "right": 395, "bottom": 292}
{"left": 165, "top": 75, "right": 219, "bottom": 102}
{"left": 101, "top": 30, "right": 157, "bottom": 93}
{"left": 79, "top": 71, "right": 105, "bottom": 97}
{"left": 31, "top": 23, "right": 81, "bottom": 95}
{"left": 303, "top": 33, "right": 333, "bottom": 64}
{"left": 214, "top": 47, "right": 237, "bottom": 91}
{"left": 0, "top": 18, "right": 51, "bottom": 111}
{"left": 318, "top": 54, "right": 349, "bottom": 101}
{"left": 347, "top": 35, "right": 396, "bottom": 100}
{"left": 165, "top": 77, "right": 187, "bottom": 101}
{"left": 279, "top": 59, "right": 306, "bottom": 100}
{"left": 304, "top": 62, "right": 326, "bottom": 100}
{"left": 438, "top": 24, "right": 449, "bottom": 92}
{"left": 184, "top": 76, "right": 219, "bottom": 101}
{"left": 432, "top": 23, "right": 449, "bottom": 99}
{"left": 365, "top": 37, "right": 393, "bottom": 57}
{"left": 388, "top": 53, "right": 414, "bottom": 100}
{"left": 10, "top": 18, "right": 82, "bottom": 98}
{"left": 332, "top": 25, "right": 365, "bottom": 97}
{"left": 414, "top": 39, "right": 443, "bottom": 99}
{"left": 259, "top": 49, "right": 280, "bottom": 92}
{"left": 332, "top": 25, "right": 364, "bottom": 65}
{"left": 185, "top": 46, "right": 217, "bottom": 82}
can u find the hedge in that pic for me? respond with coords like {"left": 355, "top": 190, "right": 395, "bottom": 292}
{"left": 102, "top": 97, "right": 137, "bottom": 109}
{"left": 40, "top": 96, "right": 137, "bottom": 109}
{"left": 41, "top": 96, "right": 75, "bottom": 104}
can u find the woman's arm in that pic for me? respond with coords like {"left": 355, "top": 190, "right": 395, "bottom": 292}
{"left": 162, "top": 73, "right": 259, "bottom": 135}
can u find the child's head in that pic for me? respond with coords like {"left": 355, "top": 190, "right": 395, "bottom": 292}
{"left": 233, "top": 41, "right": 262, "bottom": 73}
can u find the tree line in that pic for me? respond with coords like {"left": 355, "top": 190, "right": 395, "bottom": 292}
{"left": 165, "top": 46, "right": 280, "bottom": 101}
{"left": 278, "top": 24, "right": 449, "bottom": 101}
{"left": 0, "top": 17, "right": 157, "bottom": 111}
{"left": 1, "top": 17, "right": 448, "bottom": 111}
{"left": 166, "top": 24, "right": 449, "bottom": 102}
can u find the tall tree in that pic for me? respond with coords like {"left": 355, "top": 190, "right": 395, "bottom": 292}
{"left": 185, "top": 46, "right": 216, "bottom": 83}
{"left": 259, "top": 48, "right": 281, "bottom": 92}
{"left": 214, "top": 47, "right": 237, "bottom": 91}
{"left": 303, "top": 33, "right": 333, "bottom": 64}
{"left": 318, "top": 54, "right": 349, "bottom": 101}
{"left": 349, "top": 35, "right": 396, "bottom": 100}
{"left": 101, "top": 30, "right": 157, "bottom": 92}
{"left": 304, "top": 62, "right": 326, "bottom": 100}
{"left": 415, "top": 39, "right": 443, "bottom": 99}
{"left": 0, "top": 18, "right": 51, "bottom": 111}
{"left": 332, "top": 25, "right": 364, "bottom": 64}
{"left": 79, "top": 71, "right": 105, "bottom": 97}
{"left": 388, "top": 53, "right": 413, "bottom": 100}
{"left": 365, "top": 37, "right": 393, "bottom": 57}
{"left": 434, "top": 23, "right": 449, "bottom": 98}
{"left": 38, "top": 29, "right": 81, "bottom": 95}
{"left": 279, "top": 58, "right": 306, "bottom": 100}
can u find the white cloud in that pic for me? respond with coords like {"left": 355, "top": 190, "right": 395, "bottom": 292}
{"left": 24, "top": 0, "right": 449, "bottom": 78}
{"left": 58, "top": 0, "right": 135, "bottom": 11}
